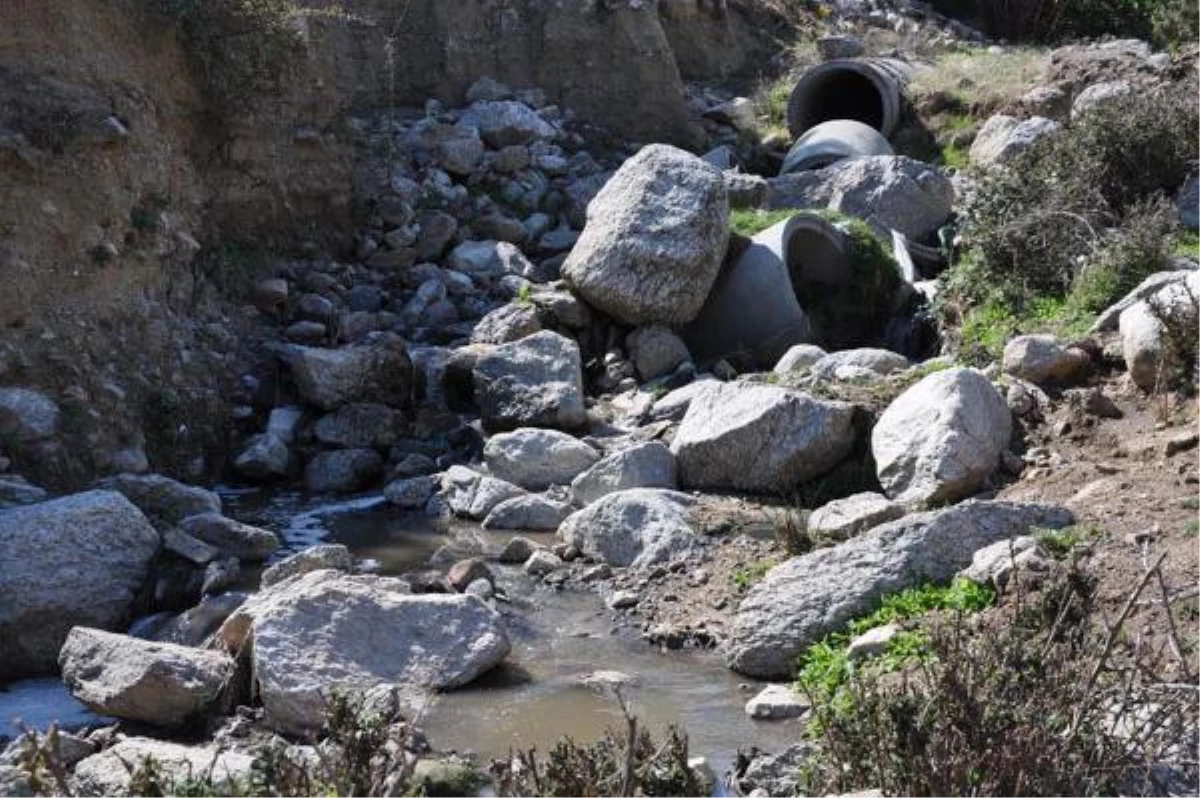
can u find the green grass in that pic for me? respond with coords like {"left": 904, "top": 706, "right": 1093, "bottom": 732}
{"left": 1032, "top": 525, "right": 1100, "bottom": 559}
{"left": 730, "top": 208, "right": 796, "bottom": 237}
{"left": 795, "top": 578, "right": 995, "bottom": 719}
{"left": 954, "top": 291, "right": 1095, "bottom": 365}
{"left": 731, "top": 559, "right": 778, "bottom": 592}
{"left": 1174, "top": 229, "right": 1199, "bottom": 260}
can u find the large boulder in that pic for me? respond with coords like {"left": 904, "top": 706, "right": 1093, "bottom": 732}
{"left": 726, "top": 501, "right": 1074, "bottom": 678}
{"left": 562, "top": 144, "right": 729, "bottom": 326}
{"left": 1118, "top": 272, "right": 1200, "bottom": 391}
{"left": 557, "top": 488, "right": 699, "bottom": 568}
{"left": 871, "top": 368, "right": 1012, "bottom": 505}
{"left": 304, "top": 449, "right": 384, "bottom": 493}
{"left": 767, "top": 155, "right": 954, "bottom": 240}
{"left": 99, "top": 473, "right": 221, "bottom": 525}
{"left": 0, "top": 490, "right": 160, "bottom": 679}
{"left": 671, "top": 383, "right": 856, "bottom": 494}
{"left": 282, "top": 333, "right": 413, "bottom": 411}
{"left": 473, "top": 331, "right": 587, "bottom": 431}
{"left": 213, "top": 570, "right": 510, "bottom": 734}
{"left": 570, "top": 441, "right": 678, "bottom": 506}
{"left": 71, "top": 738, "right": 254, "bottom": 797}
{"left": 483, "top": 428, "right": 599, "bottom": 490}
{"left": 59, "top": 627, "right": 234, "bottom": 727}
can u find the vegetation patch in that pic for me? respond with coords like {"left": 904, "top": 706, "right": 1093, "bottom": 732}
{"left": 795, "top": 578, "right": 995, "bottom": 715}
{"left": 729, "top": 208, "right": 796, "bottom": 238}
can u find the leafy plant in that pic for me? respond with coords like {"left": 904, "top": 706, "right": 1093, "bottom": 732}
{"left": 731, "top": 559, "right": 778, "bottom": 592}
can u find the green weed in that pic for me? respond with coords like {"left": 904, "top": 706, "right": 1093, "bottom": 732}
{"left": 729, "top": 208, "right": 795, "bottom": 238}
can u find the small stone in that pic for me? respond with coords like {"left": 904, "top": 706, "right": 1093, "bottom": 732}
{"left": 744, "top": 684, "right": 809, "bottom": 720}
{"left": 608, "top": 590, "right": 639, "bottom": 610}
{"left": 447, "top": 558, "right": 493, "bottom": 592}
{"left": 846, "top": 623, "right": 900, "bottom": 660}
{"left": 523, "top": 549, "right": 563, "bottom": 576}
{"left": 496, "top": 536, "right": 538, "bottom": 564}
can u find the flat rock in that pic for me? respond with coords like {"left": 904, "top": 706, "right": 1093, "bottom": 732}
{"left": 178, "top": 513, "right": 279, "bottom": 561}
{"left": 214, "top": 570, "right": 510, "bottom": 734}
{"left": 59, "top": 627, "right": 234, "bottom": 727}
{"left": 807, "top": 492, "right": 905, "bottom": 541}
{"left": 745, "top": 684, "right": 809, "bottom": 720}
{"left": 261, "top": 544, "right": 354, "bottom": 588}
{"left": 99, "top": 473, "right": 221, "bottom": 525}
{"left": 726, "top": 500, "right": 1073, "bottom": 678}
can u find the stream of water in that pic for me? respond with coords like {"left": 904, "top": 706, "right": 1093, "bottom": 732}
{"left": 1, "top": 490, "right": 798, "bottom": 783}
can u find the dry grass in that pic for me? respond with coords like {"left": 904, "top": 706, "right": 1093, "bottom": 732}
{"left": 909, "top": 45, "right": 1048, "bottom": 114}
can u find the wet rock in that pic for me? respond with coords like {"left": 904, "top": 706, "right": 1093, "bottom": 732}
{"left": 283, "top": 333, "right": 413, "bottom": 411}
{"left": 482, "top": 494, "right": 572, "bottom": 530}
{"left": 483, "top": 428, "right": 599, "bottom": 490}
{"left": 523, "top": 549, "right": 564, "bottom": 576}
{"left": 570, "top": 441, "right": 678, "bottom": 506}
{"left": 384, "top": 475, "right": 439, "bottom": 510}
{"left": 0, "top": 387, "right": 59, "bottom": 444}
{"left": 745, "top": 684, "right": 808, "bottom": 720}
{"left": 261, "top": 544, "right": 354, "bottom": 588}
{"left": 1002, "top": 334, "right": 1091, "bottom": 384}
{"left": 473, "top": 331, "right": 587, "bottom": 432}
{"left": 215, "top": 571, "right": 510, "bottom": 733}
{"left": 447, "top": 558, "right": 494, "bottom": 592}
{"left": 626, "top": 325, "right": 691, "bottom": 381}
{"left": 672, "top": 383, "right": 856, "bottom": 494}
{"left": 563, "top": 144, "right": 729, "bottom": 326}
{"left": 557, "top": 488, "right": 699, "bottom": 569}
{"left": 234, "top": 433, "right": 292, "bottom": 480}
{"left": 313, "top": 403, "right": 402, "bottom": 449}
{"left": 459, "top": 100, "right": 556, "bottom": 148}
{"left": 773, "top": 344, "right": 828, "bottom": 374}
{"left": 767, "top": 155, "right": 954, "bottom": 240}
{"left": 71, "top": 738, "right": 254, "bottom": 797}
{"left": 808, "top": 492, "right": 905, "bottom": 541}
{"left": 304, "top": 449, "right": 384, "bottom": 494}
{"left": 970, "top": 115, "right": 1059, "bottom": 167}
{"left": 178, "top": 513, "right": 279, "bottom": 561}
{"left": 872, "top": 368, "right": 1012, "bottom": 505}
{"left": 727, "top": 500, "right": 1072, "bottom": 678}
{"left": 497, "top": 536, "right": 539, "bottom": 564}
{"left": 441, "top": 465, "right": 527, "bottom": 520}
{"left": 59, "top": 627, "right": 234, "bottom": 727}
{"left": 0, "top": 490, "right": 159, "bottom": 679}
{"left": 161, "top": 527, "right": 222, "bottom": 565}
{"left": 99, "top": 473, "right": 221, "bottom": 525}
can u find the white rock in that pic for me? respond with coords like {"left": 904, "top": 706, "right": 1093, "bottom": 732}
{"left": 484, "top": 428, "right": 600, "bottom": 490}
{"left": 1002, "top": 334, "right": 1090, "bottom": 384}
{"left": 808, "top": 492, "right": 904, "bottom": 540}
{"left": 482, "top": 495, "right": 572, "bottom": 531}
{"left": 558, "top": 488, "right": 699, "bottom": 568}
{"left": 970, "top": 115, "right": 1059, "bottom": 167}
{"left": 773, "top": 344, "right": 828, "bottom": 374}
{"left": 214, "top": 570, "right": 510, "bottom": 734}
{"left": 745, "top": 684, "right": 809, "bottom": 720}
{"left": 672, "top": 383, "right": 856, "bottom": 494}
{"left": 59, "top": 627, "right": 234, "bottom": 727}
{"left": 570, "top": 441, "right": 678, "bottom": 506}
{"left": 523, "top": 549, "right": 565, "bottom": 576}
{"left": 846, "top": 623, "right": 900, "bottom": 660}
{"left": 72, "top": 738, "right": 254, "bottom": 797}
{"left": 261, "top": 544, "right": 354, "bottom": 588}
{"left": 440, "top": 465, "right": 527, "bottom": 521}
{"left": 872, "top": 368, "right": 1012, "bottom": 505}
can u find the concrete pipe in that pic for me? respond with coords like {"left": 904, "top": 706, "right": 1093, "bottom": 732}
{"left": 684, "top": 211, "right": 903, "bottom": 367}
{"left": 779, "top": 119, "right": 894, "bottom": 175}
{"left": 786, "top": 58, "right": 913, "bottom": 140}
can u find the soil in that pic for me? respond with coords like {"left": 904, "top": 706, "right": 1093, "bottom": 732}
{"left": 615, "top": 337, "right": 1200, "bottom": 679}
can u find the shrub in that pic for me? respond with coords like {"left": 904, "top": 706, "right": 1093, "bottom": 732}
{"left": 943, "top": 84, "right": 1198, "bottom": 358}
{"left": 796, "top": 563, "right": 1199, "bottom": 796}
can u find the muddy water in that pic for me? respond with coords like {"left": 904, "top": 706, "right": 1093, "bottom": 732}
{"left": 0, "top": 491, "right": 798, "bottom": 782}
{"left": 227, "top": 491, "right": 798, "bottom": 781}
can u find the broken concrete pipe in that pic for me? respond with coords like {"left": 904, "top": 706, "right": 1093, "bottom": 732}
{"left": 779, "top": 119, "right": 894, "bottom": 175}
{"left": 684, "top": 211, "right": 903, "bottom": 369}
{"left": 786, "top": 58, "right": 913, "bottom": 141}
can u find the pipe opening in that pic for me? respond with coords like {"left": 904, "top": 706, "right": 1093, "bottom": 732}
{"left": 790, "top": 70, "right": 885, "bottom": 135}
